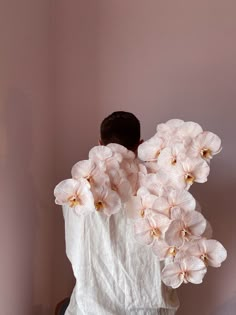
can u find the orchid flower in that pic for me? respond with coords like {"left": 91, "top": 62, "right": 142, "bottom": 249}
{"left": 134, "top": 212, "right": 171, "bottom": 245}
{"left": 138, "top": 173, "right": 167, "bottom": 197}
{"left": 185, "top": 238, "right": 227, "bottom": 267}
{"left": 189, "top": 131, "right": 222, "bottom": 162}
{"left": 157, "top": 143, "right": 186, "bottom": 170}
{"left": 107, "top": 168, "right": 133, "bottom": 202}
{"left": 89, "top": 145, "right": 122, "bottom": 169}
{"left": 176, "top": 121, "right": 203, "bottom": 144}
{"left": 138, "top": 135, "right": 166, "bottom": 162}
{"left": 120, "top": 159, "right": 140, "bottom": 195}
{"left": 124, "top": 187, "right": 158, "bottom": 219}
{"left": 89, "top": 145, "right": 113, "bottom": 161}
{"left": 107, "top": 143, "right": 139, "bottom": 190}
{"left": 156, "top": 119, "right": 185, "bottom": 141}
{"left": 153, "top": 189, "right": 196, "bottom": 217}
{"left": 157, "top": 119, "right": 185, "bottom": 133}
{"left": 107, "top": 143, "right": 135, "bottom": 160}
{"left": 144, "top": 161, "right": 160, "bottom": 173}
{"left": 161, "top": 256, "right": 207, "bottom": 288}
{"left": 71, "top": 159, "right": 109, "bottom": 187}
{"left": 54, "top": 178, "right": 95, "bottom": 215}
{"left": 168, "top": 157, "right": 210, "bottom": 189}
{"left": 152, "top": 239, "right": 179, "bottom": 262}
{"left": 165, "top": 208, "right": 207, "bottom": 248}
{"left": 92, "top": 185, "right": 121, "bottom": 216}
{"left": 157, "top": 119, "right": 188, "bottom": 147}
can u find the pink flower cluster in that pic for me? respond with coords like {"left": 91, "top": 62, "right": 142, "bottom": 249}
{"left": 54, "top": 143, "right": 139, "bottom": 216}
{"left": 54, "top": 118, "right": 227, "bottom": 289}
{"left": 127, "top": 119, "right": 227, "bottom": 288}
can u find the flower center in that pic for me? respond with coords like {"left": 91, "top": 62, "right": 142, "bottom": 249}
{"left": 200, "top": 253, "right": 208, "bottom": 265}
{"left": 150, "top": 227, "right": 160, "bottom": 238}
{"left": 180, "top": 228, "right": 191, "bottom": 241}
{"left": 155, "top": 150, "right": 160, "bottom": 159}
{"left": 95, "top": 200, "right": 104, "bottom": 211}
{"left": 181, "top": 271, "right": 188, "bottom": 283}
{"left": 200, "top": 148, "right": 212, "bottom": 159}
{"left": 171, "top": 157, "right": 177, "bottom": 165}
{"left": 111, "top": 184, "right": 118, "bottom": 192}
{"left": 168, "top": 247, "right": 177, "bottom": 257}
{"left": 68, "top": 195, "right": 80, "bottom": 208}
{"left": 86, "top": 176, "right": 93, "bottom": 184}
{"left": 140, "top": 209, "right": 145, "bottom": 217}
{"left": 179, "top": 271, "right": 186, "bottom": 281}
{"left": 184, "top": 173, "right": 195, "bottom": 184}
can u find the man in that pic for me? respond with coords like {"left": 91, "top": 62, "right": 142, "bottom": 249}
{"left": 62, "top": 111, "right": 179, "bottom": 315}
{"left": 99, "top": 111, "right": 142, "bottom": 152}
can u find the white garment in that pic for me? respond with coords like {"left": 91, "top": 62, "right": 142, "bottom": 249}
{"left": 63, "top": 206, "right": 179, "bottom": 315}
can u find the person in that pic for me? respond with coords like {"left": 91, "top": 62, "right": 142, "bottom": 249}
{"left": 62, "top": 111, "right": 179, "bottom": 315}
{"left": 99, "top": 111, "right": 142, "bottom": 152}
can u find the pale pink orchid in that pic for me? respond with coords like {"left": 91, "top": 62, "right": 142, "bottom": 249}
{"left": 152, "top": 239, "right": 179, "bottom": 262}
{"left": 104, "top": 143, "right": 139, "bottom": 195}
{"left": 120, "top": 159, "right": 140, "bottom": 195}
{"left": 138, "top": 163, "right": 148, "bottom": 176}
{"left": 156, "top": 120, "right": 188, "bottom": 146}
{"left": 124, "top": 187, "right": 158, "bottom": 219}
{"left": 54, "top": 178, "right": 95, "bottom": 215}
{"left": 165, "top": 208, "right": 207, "bottom": 248}
{"left": 138, "top": 135, "right": 166, "bottom": 162}
{"left": 92, "top": 186, "right": 121, "bottom": 216}
{"left": 185, "top": 238, "right": 227, "bottom": 267}
{"left": 189, "top": 131, "right": 222, "bottom": 162}
{"left": 108, "top": 144, "right": 139, "bottom": 187}
{"left": 161, "top": 256, "right": 207, "bottom": 288}
{"left": 157, "top": 144, "right": 186, "bottom": 170}
{"left": 89, "top": 145, "right": 113, "bottom": 161}
{"left": 157, "top": 119, "right": 185, "bottom": 132}
{"left": 156, "top": 119, "right": 185, "bottom": 139}
{"left": 127, "top": 171, "right": 139, "bottom": 196}
{"left": 107, "top": 143, "right": 135, "bottom": 160}
{"left": 138, "top": 173, "right": 167, "bottom": 197}
{"left": 168, "top": 157, "right": 210, "bottom": 189}
{"left": 171, "top": 241, "right": 193, "bottom": 262}
{"left": 177, "top": 121, "right": 203, "bottom": 142}
{"left": 89, "top": 145, "right": 122, "bottom": 169}
{"left": 134, "top": 212, "right": 171, "bottom": 245}
{"left": 107, "top": 169, "right": 133, "bottom": 202}
{"left": 121, "top": 158, "right": 139, "bottom": 177}
{"left": 71, "top": 160, "right": 109, "bottom": 187}
{"left": 144, "top": 161, "right": 160, "bottom": 173}
{"left": 165, "top": 119, "right": 185, "bottom": 128}
{"left": 153, "top": 189, "right": 196, "bottom": 217}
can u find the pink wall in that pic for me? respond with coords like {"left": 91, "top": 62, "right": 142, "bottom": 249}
{"left": 1, "top": 1, "right": 235, "bottom": 314}
{"left": 0, "top": 0, "right": 55, "bottom": 314}
{"left": 52, "top": 0, "right": 101, "bottom": 307}
{"left": 54, "top": 1, "right": 236, "bottom": 315}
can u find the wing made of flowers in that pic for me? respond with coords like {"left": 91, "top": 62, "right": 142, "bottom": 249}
{"left": 54, "top": 119, "right": 227, "bottom": 289}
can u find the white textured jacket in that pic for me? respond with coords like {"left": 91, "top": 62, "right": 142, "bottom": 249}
{"left": 63, "top": 206, "right": 179, "bottom": 315}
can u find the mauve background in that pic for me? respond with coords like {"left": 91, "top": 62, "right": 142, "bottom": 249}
{"left": 0, "top": 0, "right": 235, "bottom": 314}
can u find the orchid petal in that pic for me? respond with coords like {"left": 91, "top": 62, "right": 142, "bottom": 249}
{"left": 165, "top": 220, "right": 185, "bottom": 248}
{"left": 161, "top": 261, "right": 184, "bottom": 288}
{"left": 183, "top": 256, "right": 207, "bottom": 284}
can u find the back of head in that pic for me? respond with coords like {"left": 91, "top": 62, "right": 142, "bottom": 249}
{"left": 100, "top": 111, "right": 141, "bottom": 152}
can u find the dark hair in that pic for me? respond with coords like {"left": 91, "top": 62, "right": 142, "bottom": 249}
{"left": 100, "top": 111, "right": 141, "bottom": 151}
